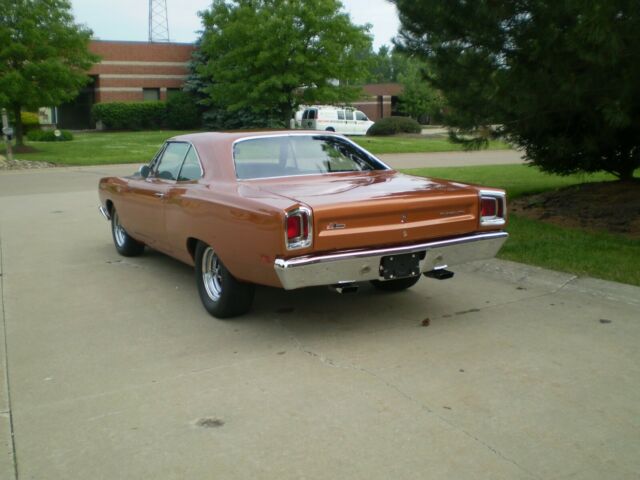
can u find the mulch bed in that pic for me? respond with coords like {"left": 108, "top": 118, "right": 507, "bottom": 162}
{"left": 0, "top": 155, "right": 55, "bottom": 170}
{"left": 510, "top": 180, "right": 640, "bottom": 238}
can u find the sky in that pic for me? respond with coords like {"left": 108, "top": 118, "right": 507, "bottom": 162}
{"left": 70, "top": 0, "right": 401, "bottom": 50}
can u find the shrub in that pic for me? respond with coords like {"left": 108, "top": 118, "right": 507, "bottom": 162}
{"left": 92, "top": 102, "right": 167, "bottom": 130}
{"left": 367, "top": 116, "right": 422, "bottom": 136}
{"left": 166, "top": 91, "right": 201, "bottom": 129}
{"left": 27, "top": 129, "right": 73, "bottom": 141}
{"left": 21, "top": 111, "right": 40, "bottom": 132}
{"left": 203, "top": 106, "right": 285, "bottom": 130}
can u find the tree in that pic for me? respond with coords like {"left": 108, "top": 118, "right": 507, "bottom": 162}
{"left": 197, "top": 0, "right": 372, "bottom": 125}
{"left": 397, "top": 59, "right": 444, "bottom": 123}
{"left": 362, "top": 45, "right": 411, "bottom": 84}
{"left": 0, "top": 0, "right": 97, "bottom": 147}
{"left": 393, "top": 0, "right": 640, "bottom": 180}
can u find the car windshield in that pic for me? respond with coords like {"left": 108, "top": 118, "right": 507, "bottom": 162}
{"left": 233, "top": 135, "right": 387, "bottom": 179}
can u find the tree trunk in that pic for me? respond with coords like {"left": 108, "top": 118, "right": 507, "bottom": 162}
{"left": 615, "top": 153, "right": 639, "bottom": 182}
{"left": 12, "top": 104, "right": 24, "bottom": 148}
{"left": 617, "top": 169, "right": 637, "bottom": 182}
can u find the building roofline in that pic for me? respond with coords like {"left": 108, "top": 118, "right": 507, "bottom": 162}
{"left": 91, "top": 39, "right": 196, "bottom": 47}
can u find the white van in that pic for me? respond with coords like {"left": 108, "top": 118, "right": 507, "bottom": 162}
{"left": 299, "top": 106, "right": 374, "bottom": 135}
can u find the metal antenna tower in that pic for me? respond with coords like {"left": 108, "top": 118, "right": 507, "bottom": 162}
{"left": 148, "top": 0, "right": 170, "bottom": 42}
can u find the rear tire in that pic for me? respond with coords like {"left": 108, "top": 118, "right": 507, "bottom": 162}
{"left": 195, "top": 242, "right": 255, "bottom": 318}
{"left": 370, "top": 275, "right": 421, "bottom": 292}
{"left": 111, "top": 208, "right": 145, "bottom": 257}
{"left": 325, "top": 127, "right": 335, "bottom": 132}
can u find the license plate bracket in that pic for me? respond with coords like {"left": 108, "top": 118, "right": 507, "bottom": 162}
{"left": 379, "top": 252, "right": 422, "bottom": 280}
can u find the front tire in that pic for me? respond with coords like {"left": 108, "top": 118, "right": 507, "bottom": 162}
{"left": 195, "top": 242, "right": 255, "bottom": 318}
{"left": 370, "top": 275, "right": 421, "bottom": 292}
{"left": 111, "top": 208, "right": 145, "bottom": 257}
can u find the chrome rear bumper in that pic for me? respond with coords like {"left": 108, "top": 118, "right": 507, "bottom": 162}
{"left": 99, "top": 205, "right": 111, "bottom": 221}
{"left": 274, "top": 231, "right": 508, "bottom": 290}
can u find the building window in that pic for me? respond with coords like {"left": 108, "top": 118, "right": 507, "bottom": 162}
{"left": 143, "top": 88, "right": 160, "bottom": 101}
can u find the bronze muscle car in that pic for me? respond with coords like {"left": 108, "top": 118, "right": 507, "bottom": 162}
{"left": 99, "top": 131, "right": 508, "bottom": 318}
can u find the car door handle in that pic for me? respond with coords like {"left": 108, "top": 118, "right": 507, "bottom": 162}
{"left": 154, "top": 192, "right": 165, "bottom": 198}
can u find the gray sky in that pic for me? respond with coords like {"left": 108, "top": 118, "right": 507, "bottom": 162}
{"left": 71, "top": 0, "right": 400, "bottom": 49}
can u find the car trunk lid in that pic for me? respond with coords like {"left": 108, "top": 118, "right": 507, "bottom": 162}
{"left": 255, "top": 171, "right": 480, "bottom": 252}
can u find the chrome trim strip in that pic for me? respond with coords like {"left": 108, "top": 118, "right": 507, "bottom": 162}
{"left": 99, "top": 205, "right": 111, "bottom": 221}
{"left": 274, "top": 231, "right": 509, "bottom": 290}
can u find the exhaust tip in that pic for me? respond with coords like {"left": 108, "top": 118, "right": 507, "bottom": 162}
{"left": 329, "top": 283, "right": 359, "bottom": 294}
{"left": 424, "top": 269, "right": 455, "bottom": 280}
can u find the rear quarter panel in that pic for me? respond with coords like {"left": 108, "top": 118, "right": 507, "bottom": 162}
{"left": 164, "top": 181, "right": 297, "bottom": 288}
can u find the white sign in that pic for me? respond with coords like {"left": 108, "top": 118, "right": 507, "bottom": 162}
{"left": 2, "top": 126, "right": 13, "bottom": 136}
{"left": 38, "top": 107, "right": 54, "bottom": 125}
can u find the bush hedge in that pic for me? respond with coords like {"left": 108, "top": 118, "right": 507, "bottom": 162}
{"left": 166, "top": 92, "right": 201, "bottom": 129}
{"left": 92, "top": 93, "right": 203, "bottom": 130}
{"left": 27, "top": 129, "right": 74, "bottom": 141}
{"left": 367, "top": 116, "right": 422, "bottom": 136}
{"left": 92, "top": 102, "right": 167, "bottom": 130}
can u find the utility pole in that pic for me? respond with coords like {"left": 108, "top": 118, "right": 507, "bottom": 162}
{"left": 148, "top": 0, "right": 170, "bottom": 43}
{"left": 1, "top": 108, "right": 13, "bottom": 163}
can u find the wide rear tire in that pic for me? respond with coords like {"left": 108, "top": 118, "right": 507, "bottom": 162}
{"left": 195, "top": 242, "right": 255, "bottom": 318}
{"left": 370, "top": 275, "right": 421, "bottom": 292}
{"left": 111, "top": 208, "right": 145, "bottom": 257}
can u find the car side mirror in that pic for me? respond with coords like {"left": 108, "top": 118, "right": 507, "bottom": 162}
{"left": 139, "top": 165, "right": 151, "bottom": 178}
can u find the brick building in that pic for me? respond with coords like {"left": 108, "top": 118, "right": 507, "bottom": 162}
{"left": 89, "top": 40, "right": 195, "bottom": 103}
{"left": 352, "top": 83, "right": 404, "bottom": 121}
{"left": 57, "top": 40, "right": 401, "bottom": 129}
{"left": 58, "top": 40, "right": 194, "bottom": 129}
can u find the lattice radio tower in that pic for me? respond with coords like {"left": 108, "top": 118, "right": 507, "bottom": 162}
{"left": 148, "top": 0, "right": 170, "bottom": 42}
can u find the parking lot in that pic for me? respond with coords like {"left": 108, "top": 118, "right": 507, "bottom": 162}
{"left": 1, "top": 165, "right": 639, "bottom": 479}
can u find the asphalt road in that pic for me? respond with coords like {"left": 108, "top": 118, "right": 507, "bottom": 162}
{"left": 0, "top": 165, "right": 638, "bottom": 479}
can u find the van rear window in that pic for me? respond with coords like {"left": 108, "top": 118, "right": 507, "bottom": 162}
{"left": 233, "top": 135, "right": 387, "bottom": 179}
{"left": 308, "top": 109, "right": 317, "bottom": 120}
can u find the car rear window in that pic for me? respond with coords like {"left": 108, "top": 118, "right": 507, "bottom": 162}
{"left": 233, "top": 135, "right": 387, "bottom": 179}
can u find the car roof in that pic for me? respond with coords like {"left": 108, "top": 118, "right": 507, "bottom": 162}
{"left": 165, "top": 131, "right": 351, "bottom": 182}
{"left": 168, "top": 130, "right": 326, "bottom": 144}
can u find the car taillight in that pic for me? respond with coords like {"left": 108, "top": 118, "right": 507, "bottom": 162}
{"left": 285, "top": 207, "right": 312, "bottom": 250}
{"left": 479, "top": 191, "right": 507, "bottom": 226}
{"left": 481, "top": 197, "right": 497, "bottom": 217}
{"left": 287, "top": 215, "right": 301, "bottom": 240}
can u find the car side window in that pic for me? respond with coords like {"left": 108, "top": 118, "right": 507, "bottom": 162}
{"left": 337, "top": 110, "right": 345, "bottom": 120}
{"left": 345, "top": 110, "right": 354, "bottom": 121}
{"left": 356, "top": 111, "right": 368, "bottom": 121}
{"left": 308, "top": 109, "right": 317, "bottom": 120}
{"left": 177, "top": 146, "right": 203, "bottom": 181}
{"left": 154, "top": 142, "right": 189, "bottom": 181}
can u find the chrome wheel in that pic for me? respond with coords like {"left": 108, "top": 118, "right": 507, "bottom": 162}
{"left": 201, "top": 247, "right": 223, "bottom": 301}
{"left": 113, "top": 211, "right": 127, "bottom": 247}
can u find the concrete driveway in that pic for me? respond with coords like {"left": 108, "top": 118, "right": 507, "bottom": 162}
{"left": 0, "top": 165, "right": 638, "bottom": 479}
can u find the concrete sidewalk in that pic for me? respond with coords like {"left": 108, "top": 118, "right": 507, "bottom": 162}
{"left": 0, "top": 166, "right": 638, "bottom": 479}
{"left": 378, "top": 149, "right": 524, "bottom": 169}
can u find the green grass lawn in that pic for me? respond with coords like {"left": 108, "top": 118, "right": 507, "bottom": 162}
{"left": 4, "top": 130, "right": 511, "bottom": 166}
{"left": 403, "top": 164, "right": 620, "bottom": 198}
{"left": 404, "top": 164, "right": 640, "bottom": 286}
{"left": 7, "top": 130, "right": 192, "bottom": 166}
